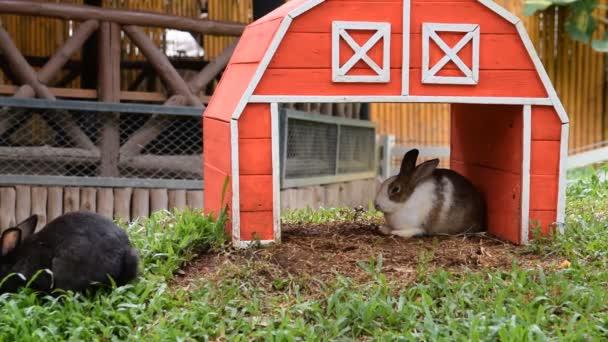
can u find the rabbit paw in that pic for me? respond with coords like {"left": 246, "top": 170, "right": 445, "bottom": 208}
{"left": 392, "top": 227, "right": 425, "bottom": 239}
{"left": 378, "top": 224, "right": 393, "bottom": 235}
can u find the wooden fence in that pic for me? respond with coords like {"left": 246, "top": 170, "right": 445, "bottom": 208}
{"left": 0, "top": 185, "right": 203, "bottom": 230}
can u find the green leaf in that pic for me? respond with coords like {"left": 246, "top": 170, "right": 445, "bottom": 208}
{"left": 565, "top": 6, "right": 597, "bottom": 43}
{"left": 524, "top": 0, "right": 579, "bottom": 15}
{"left": 591, "top": 32, "right": 608, "bottom": 51}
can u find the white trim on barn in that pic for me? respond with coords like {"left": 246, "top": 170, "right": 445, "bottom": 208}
{"left": 515, "top": 21, "right": 569, "bottom": 124}
{"left": 230, "top": 119, "right": 241, "bottom": 246}
{"left": 236, "top": 240, "right": 276, "bottom": 249}
{"left": 556, "top": 123, "right": 570, "bottom": 232}
{"left": 270, "top": 102, "right": 282, "bottom": 243}
{"left": 476, "top": 0, "right": 521, "bottom": 25}
{"left": 402, "top": 0, "right": 411, "bottom": 95}
{"left": 288, "top": 0, "right": 325, "bottom": 19}
{"left": 331, "top": 21, "right": 392, "bottom": 83}
{"left": 249, "top": 95, "right": 553, "bottom": 105}
{"left": 521, "top": 105, "right": 532, "bottom": 244}
{"left": 232, "top": 15, "right": 293, "bottom": 120}
{"left": 421, "top": 23, "right": 480, "bottom": 85}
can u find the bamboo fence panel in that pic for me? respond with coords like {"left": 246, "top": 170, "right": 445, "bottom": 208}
{"left": 204, "top": 0, "right": 251, "bottom": 60}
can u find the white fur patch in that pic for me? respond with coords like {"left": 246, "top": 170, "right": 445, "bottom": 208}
{"left": 384, "top": 180, "right": 437, "bottom": 234}
{"left": 438, "top": 176, "right": 454, "bottom": 222}
{"left": 374, "top": 176, "right": 398, "bottom": 213}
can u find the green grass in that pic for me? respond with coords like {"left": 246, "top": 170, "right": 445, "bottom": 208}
{"left": 1, "top": 167, "right": 607, "bottom": 341}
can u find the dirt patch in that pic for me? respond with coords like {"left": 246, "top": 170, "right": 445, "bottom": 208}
{"left": 174, "top": 221, "right": 560, "bottom": 291}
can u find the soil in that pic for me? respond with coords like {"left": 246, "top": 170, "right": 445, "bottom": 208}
{"left": 174, "top": 219, "right": 561, "bottom": 292}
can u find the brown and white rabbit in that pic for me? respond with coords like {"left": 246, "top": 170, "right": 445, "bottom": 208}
{"left": 373, "top": 149, "right": 485, "bottom": 238}
{"left": 0, "top": 211, "right": 139, "bottom": 294}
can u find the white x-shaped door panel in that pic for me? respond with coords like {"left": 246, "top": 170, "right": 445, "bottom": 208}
{"left": 422, "top": 23, "right": 480, "bottom": 85}
{"left": 332, "top": 21, "right": 391, "bottom": 83}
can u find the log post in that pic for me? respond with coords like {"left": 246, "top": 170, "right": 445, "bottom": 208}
{"left": 0, "top": 25, "right": 96, "bottom": 150}
{"left": 63, "top": 187, "right": 80, "bottom": 213}
{"left": 13, "top": 20, "right": 99, "bottom": 99}
{"left": 98, "top": 21, "right": 121, "bottom": 177}
{"left": 114, "top": 188, "right": 132, "bottom": 222}
{"left": 168, "top": 189, "right": 186, "bottom": 211}
{"left": 131, "top": 188, "right": 150, "bottom": 219}
{"left": 122, "top": 25, "right": 202, "bottom": 107}
{"left": 0, "top": 26, "right": 55, "bottom": 99}
{"left": 15, "top": 185, "right": 31, "bottom": 223}
{"left": 47, "top": 187, "right": 63, "bottom": 221}
{"left": 80, "top": 188, "right": 97, "bottom": 212}
{"left": 31, "top": 187, "right": 48, "bottom": 232}
{"left": 0, "top": 187, "right": 16, "bottom": 229}
{"left": 96, "top": 188, "right": 114, "bottom": 219}
{"left": 150, "top": 188, "right": 168, "bottom": 214}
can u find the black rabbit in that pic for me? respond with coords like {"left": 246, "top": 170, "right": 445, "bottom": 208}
{"left": 0, "top": 211, "right": 139, "bottom": 294}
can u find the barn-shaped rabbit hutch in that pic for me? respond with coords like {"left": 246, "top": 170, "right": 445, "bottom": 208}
{"left": 203, "top": 0, "right": 569, "bottom": 247}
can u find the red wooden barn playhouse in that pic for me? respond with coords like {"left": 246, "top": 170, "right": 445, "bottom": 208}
{"left": 203, "top": 0, "right": 569, "bottom": 247}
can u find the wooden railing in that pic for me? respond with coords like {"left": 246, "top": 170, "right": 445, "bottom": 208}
{"left": 0, "top": 1, "right": 244, "bottom": 179}
{"left": 0, "top": 0, "right": 243, "bottom": 105}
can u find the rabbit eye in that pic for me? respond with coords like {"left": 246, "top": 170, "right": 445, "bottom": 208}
{"left": 390, "top": 185, "right": 401, "bottom": 194}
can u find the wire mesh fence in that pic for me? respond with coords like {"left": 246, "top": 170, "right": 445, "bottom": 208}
{"left": 280, "top": 107, "right": 376, "bottom": 188}
{"left": 0, "top": 98, "right": 202, "bottom": 186}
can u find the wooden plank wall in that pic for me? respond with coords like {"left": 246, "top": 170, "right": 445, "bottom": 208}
{"left": 280, "top": 179, "right": 378, "bottom": 211}
{"left": 0, "top": 185, "right": 203, "bottom": 230}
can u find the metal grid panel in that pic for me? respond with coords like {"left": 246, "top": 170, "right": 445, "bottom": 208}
{"left": 284, "top": 118, "right": 338, "bottom": 178}
{"left": 0, "top": 100, "right": 202, "bottom": 186}
{"left": 338, "top": 125, "right": 376, "bottom": 174}
{"left": 281, "top": 108, "right": 377, "bottom": 188}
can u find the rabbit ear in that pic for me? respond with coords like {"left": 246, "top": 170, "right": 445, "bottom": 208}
{"left": 412, "top": 158, "right": 439, "bottom": 183}
{"left": 16, "top": 215, "right": 37, "bottom": 240}
{"left": 1, "top": 228, "right": 21, "bottom": 256}
{"left": 399, "top": 149, "right": 419, "bottom": 177}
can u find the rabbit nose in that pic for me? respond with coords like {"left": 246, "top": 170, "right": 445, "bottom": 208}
{"left": 374, "top": 201, "right": 381, "bottom": 211}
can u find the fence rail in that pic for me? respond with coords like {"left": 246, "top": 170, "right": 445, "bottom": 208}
{"left": 0, "top": 97, "right": 203, "bottom": 189}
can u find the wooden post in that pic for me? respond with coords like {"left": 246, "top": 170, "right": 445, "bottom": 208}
{"left": 13, "top": 20, "right": 99, "bottom": 99}
{"left": 122, "top": 25, "right": 202, "bottom": 107}
{"left": 186, "top": 190, "right": 203, "bottom": 210}
{"left": 131, "top": 188, "right": 150, "bottom": 219}
{"left": 0, "top": 26, "right": 96, "bottom": 150}
{"left": 98, "top": 21, "right": 121, "bottom": 177}
{"left": 15, "top": 185, "right": 31, "bottom": 223}
{"left": 150, "top": 188, "right": 168, "bottom": 214}
{"left": 114, "top": 188, "right": 132, "bottom": 222}
{"left": 80, "top": 188, "right": 97, "bottom": 212}
{"left": 47, "top": 187, "right": 63, "bottom": 221}
{"left": 96, "top": 188, "right": 114, "bottom": 219}
{"left": 31, "top": 187, "right": 48, "bottom": 231}
{"left": 168, "top": 189, "right": 187, "bottom": 211}
{"left": 0, "top": 26, "right": 55, "bottom": 99}
{"left": 0, "top": 187, "right": 16, "bottom": 229}
{"left": 63, "top": 187, "right": 80, "bottom": 213}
